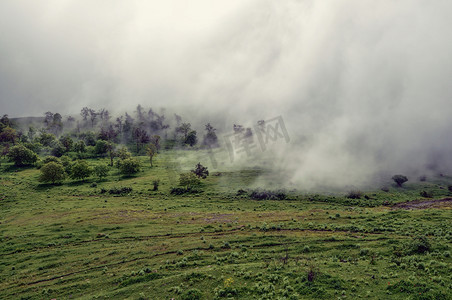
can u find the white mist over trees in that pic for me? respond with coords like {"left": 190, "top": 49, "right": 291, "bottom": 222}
{"left": 1, "top": 1, "right": 452, "bottom": 189}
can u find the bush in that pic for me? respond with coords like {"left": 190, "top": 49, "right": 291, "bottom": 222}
{"left": 249, "top": 189, "right": 286, "bottom": 200}
{"left": 181, "top": 288, "right": 202, "bottom": 300}
{"left": 73, "top": 140, "right": 86, "bottom": 153}
{"left": 117, "top": 146, "right": 131, "bottom": 160}
{"left": 107, "top": 187, "right": 132, "bottom": 195}
{"left": 51, "top": 142, "right": 65, "bottom": 157}
{"left": 237, "top": 189, "right": 247, "bottom": 196}
{"left": 392, "top": 175, "right": 408, "bottom": 187}
{"left": 59, "top": 155, "right": 73, "bottom": 173}
{"left": 179, "top": 172, "right": 200, "bottom": 189}
{"left": 191, "top": 162, "right": 209, "bottom": 179}
{"left": 23, "top": 142, "right": 42, "bottom": 153}
{"left": 119, "top": 158, "right": 141, "bottom": 176}
{"left": 43, "top": 156, "right": 61, "bottom": 164}
{"left": 7, "top": 144, "right": 38, "bottom": 166}
{"left": 408, "top": 236, "right": 431, "bottom": 254}
{"left": 39, "top": 162, "right": 66, "bottom": 184}
{"left": 94, "top": 164, "right": 109, "bottom": 180}
{"left": 307, "top": 265, "right": 318, "bottom": 282}
{"left": 70, "top": 160, "right": 92, "bottom": 181}
{"left": 152, "top": 179, "right": 160, "bottom": 191}
{"left": 170, "top": 187, "right": 201, "bottom": 195}
{"left": 184, "top": 131, "right": 198, "bottom": 147}
{"left": 94, "top": 140, "right": 108, "bottom": 156}
{"left": 347, "top": 190, "right": 362, "bottom": 199}
{"left": 420, "top": 190, "right": 433, "bottom": 198}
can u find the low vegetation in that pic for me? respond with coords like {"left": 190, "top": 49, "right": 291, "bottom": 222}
{"left": 0, "top": 112, "right": 450, "bottom": 299}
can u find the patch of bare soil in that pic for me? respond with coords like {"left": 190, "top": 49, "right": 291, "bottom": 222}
{"left": 392, "top": 198, "right": 452, "bottom": 210}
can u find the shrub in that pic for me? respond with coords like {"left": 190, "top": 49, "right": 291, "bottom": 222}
{"left": 73, "top": 140, "right": 86, "bottom": 153}
{"left": 237, "top": 189, "right": 247, "bottom": 196}
{"left": 108, "top": 187, "right": 132, "bottom": 195}
{"left": 347, "top": 190, "right": 362, "bottom": 199}
{"left": 94, "top": 164, "right": 109, "bottom": 180}
{"left": 51, "top": 142, "right": 65, "bottom": 157}
{"left": 7, "top": 144, "right": 38, "bottom": 166}
{"left": 392, "top": 175, "right": 408, "bottom": 187}
{"left": 191, "top": 162, "right": 209, "bottom": 179}
{"left": 59, "top": 155, "right": 72, "bottom": 170}
{"left": 420, "top": 190, "right": 433, "bottom": 198}
{"left": 39, "top": 162, "right": 66, "bottom": 184}
{"left": 117, "top": 146, "right": 131, "bottom": 160}
{"left": 152, "top": 179, "right": 160, "bottom": 191}
{"left": 170, "top": 187, "right": 201, "bottom": 195}
{"left": 249, "top": 189, "right": 286, "bottom": 200}
{"left": 43, "top": 156, "right": 61, "bottom": 164}
{"left": 359, "top": 248, "right": 370, "bottom": 256}
{"left": 181, "top": 288, "right": 202, "bottom": 300}
{"left": 70, "top": 160, "right": 92, "bottom": 181}
{"left": 179, "top": 173, "right": 200, "bottom": 189}
{"left": 221, "top": 241, "right": 231, "bottom": 249}
{"left": 184, "top": 131, "right": 198, "bottom": 147}
{"left": 23, "top": 142, "right": 42, "bottom": 153}
{"left": 119, "top": 158, "right": 141, "bottom": 176}
{"left": 408, "top": 236, "right": 431, "bottom": 254}
{"left": 94, "top": 140, "right": 108, "bottom": 156}
{"left": 307, "top": 265, "right": 318, "bottom": 282}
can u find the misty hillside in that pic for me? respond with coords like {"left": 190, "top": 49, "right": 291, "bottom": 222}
{"left": 1, "top": 1, "right": 451, "bottom": 299}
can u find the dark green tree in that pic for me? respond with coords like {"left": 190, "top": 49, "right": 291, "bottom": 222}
{"left": 51, "top": 142, "right": 66, "bottom": 157}
{"left": 392, "top": 175, "right": 408, "bottom": 187}
{"left": 0, "top": 127, "right": 17, "bottom": 144}
{"left": 94, "top": 164, "right": 109, "bottom": 181}
{"left": 70, "top": 160, "right": 92, "bottom": 181}
{"left": 152, "top": 179, "right": 160, "bottom": 191}
{"left": 132, "top": 127, "right": 150, "bottom": 153}
{"left": 39, "top": 162, "right": 66, "bottom": 184}
{"left": 94, "top": 140, "right": 109, "bottom": 156}
{"left": 191, "top": 162, "right": 209, "bottom": 179}
{"left": 179, "top": 172, "right": 200, "bottom": 190}
{"left": 38, "top": 132, "right": 56, "bottom": 147}
{"left": 119, "top": 158, "right": 141, "bottom": 176}
{"left": 7, "top": 144, "right": 38, "bottom": 166}
{"left": 74, "top": 140, "right": 86, "bottom": 153}
{"left": 185, "top": 130, "right": 197, "bottom": 147}
{"left": 117, "top": 146, "right": 131, "bottom": 160}
{"left": 203, "top": 123, "right": 218, "bottom": 146}
{"left": 59, "top": 135, "right": 73, "bottom": 152}
{"left": 176, "top": 123, "right": 191, "bottom": 140}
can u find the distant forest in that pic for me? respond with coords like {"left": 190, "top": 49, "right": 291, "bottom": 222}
{"left": 0, "top": 105, "right": 256, "bottom": 159}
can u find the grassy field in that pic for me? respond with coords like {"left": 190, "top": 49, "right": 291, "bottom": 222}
{"left": 0, "top": 150, "right": 451, "bottom": 299}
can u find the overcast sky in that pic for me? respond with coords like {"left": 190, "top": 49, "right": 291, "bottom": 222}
{"left": 1, "top": 0, "right": 452, "bottom": 188}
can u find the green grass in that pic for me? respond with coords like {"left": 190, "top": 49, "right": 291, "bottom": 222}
{"left": 0, "top": 150, "right": 451, "bottom": 299}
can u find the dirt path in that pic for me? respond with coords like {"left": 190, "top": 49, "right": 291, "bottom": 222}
{"left": 392, "top": 198, "right": 452, "bottom": 210}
